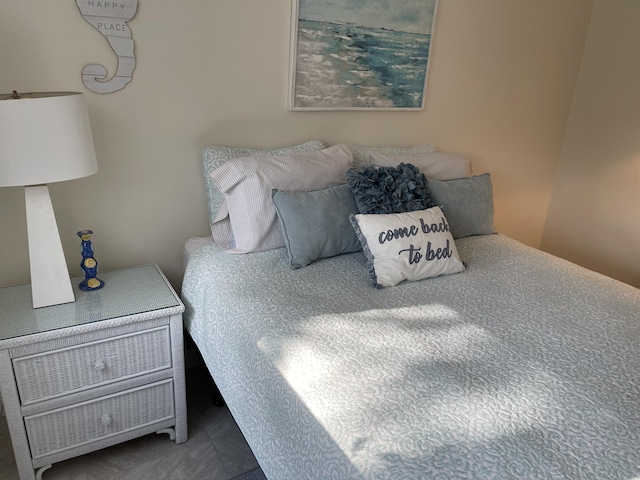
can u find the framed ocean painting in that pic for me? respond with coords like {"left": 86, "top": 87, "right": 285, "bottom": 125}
{"left": 289, "top": 0, "right": 439, "bottom": 111}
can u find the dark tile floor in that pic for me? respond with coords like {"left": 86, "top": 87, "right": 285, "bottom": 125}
{"left": 0, "top": 362, "right": 259, "bottom": 480}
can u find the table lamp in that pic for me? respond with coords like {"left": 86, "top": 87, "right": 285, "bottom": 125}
{"left": 0, "top": 91, "right": 98, "bottom": 308}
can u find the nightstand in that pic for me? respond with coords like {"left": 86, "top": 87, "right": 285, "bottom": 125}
{"left": 0, "top": 264, "right": 187, "bottom": 480}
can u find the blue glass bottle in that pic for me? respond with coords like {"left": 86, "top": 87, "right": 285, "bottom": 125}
{"left": 77, "top": 230, "right": 105, "bottom": 291}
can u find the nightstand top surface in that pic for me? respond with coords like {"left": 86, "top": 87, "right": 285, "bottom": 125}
{"left": 0, "top": 264, "right": 183, "bottom": 342}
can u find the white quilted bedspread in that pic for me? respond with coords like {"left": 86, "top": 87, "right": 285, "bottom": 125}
{"left": 182, "top": 234, "right": 640, "bottom": 480}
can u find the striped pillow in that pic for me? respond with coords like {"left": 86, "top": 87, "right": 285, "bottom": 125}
{"left": 210, "top": 144, "right": 353, "bottom": 253}
{"left": 202, "top": 141, "right": 326, "bottom": 226}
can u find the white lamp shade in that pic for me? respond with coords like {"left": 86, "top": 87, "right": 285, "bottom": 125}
{"left": 0, "top": 92, "right": 98, "bottom": 187}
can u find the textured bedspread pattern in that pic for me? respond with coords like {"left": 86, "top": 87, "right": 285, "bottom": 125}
{"left": 182, "top": 235, "right": 640, "bottom": 480}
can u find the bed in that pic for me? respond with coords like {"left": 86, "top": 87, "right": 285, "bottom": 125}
{"left": 182, "top": 141, "right": 640, "bottom": 479}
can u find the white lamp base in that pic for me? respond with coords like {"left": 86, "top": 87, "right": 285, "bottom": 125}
{"left": 25, "top": 185, "right": 75, "bottom": 308}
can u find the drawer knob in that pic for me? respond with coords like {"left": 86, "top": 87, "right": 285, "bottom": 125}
{"left": 101, "top": 414, "right": 112, "bottom": 426}
{"left": 94, "top": 360, "right": 106, "bottom": 371}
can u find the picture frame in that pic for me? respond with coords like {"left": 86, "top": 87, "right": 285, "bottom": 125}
{"left": 288, "top": 0, "right": 439, "bottom": 111}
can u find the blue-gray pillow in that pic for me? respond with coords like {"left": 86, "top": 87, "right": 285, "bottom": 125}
{"left": 346, "top": 163, "right": 435, "bottom": 214}
{"left": 272, "top": 184, "right": 361, "bottom": 269}
{"left": 427, "top": 173, "right": 497, "bottom": 239}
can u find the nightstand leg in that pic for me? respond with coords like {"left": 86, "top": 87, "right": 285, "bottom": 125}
{"left": 35, "top": 465, "right": 52, "bottom": 480}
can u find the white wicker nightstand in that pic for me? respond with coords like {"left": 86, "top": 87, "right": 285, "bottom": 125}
{"left": 0, "top": 264, "right": 187, "bottom": 480}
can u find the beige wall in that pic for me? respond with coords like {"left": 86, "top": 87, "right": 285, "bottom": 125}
{"left": 541, "top": 0, "right": 640, "bottom": 288}
{"left": 0, "top": 1, "right": 593, "bottom": 289}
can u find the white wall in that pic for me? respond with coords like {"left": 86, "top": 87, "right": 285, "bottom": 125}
{"left": 542, "top": 0, "right": 640, "bottom": 288}
{"left": 0, "top": 1, "right": 593, "bottom": 289}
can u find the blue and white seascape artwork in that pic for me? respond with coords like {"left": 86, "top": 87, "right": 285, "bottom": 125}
{"left": 291, "top": 0, "right": 438, "bottom": 110}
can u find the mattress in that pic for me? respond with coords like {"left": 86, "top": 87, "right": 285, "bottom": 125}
{"left": 182, "top": 234, "right": 640, "bottom": 479}
{"left": 182, "top": 235, "right": 213, "bottom": 272}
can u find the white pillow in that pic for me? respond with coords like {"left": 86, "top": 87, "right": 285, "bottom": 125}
{"left": 202, "top": 140, "right": 326, "bottom": 225}
{"left": 370, "top": 151, "right": 471, "bottom": 179}
{"left": 211, "top": 144, "right": 353, "bottom": 253}
{"left": 348, "top": 144, "right": 437, "bottom": 168}
{"left": 349, "top": 206, "right": 465, "bottom": 287}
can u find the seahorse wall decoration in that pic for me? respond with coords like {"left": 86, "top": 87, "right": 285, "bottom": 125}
{"left": 76, "top": 0, "right": 138, "bottom": 94}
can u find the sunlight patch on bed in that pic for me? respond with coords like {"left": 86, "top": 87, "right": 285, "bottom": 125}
{"left": 259, "top": 303, "right": 470, "bottom": 397}
{"left": 257, "top": 307, "right": 562, "bottom": 471}
{"left": 355, "top": 304, "right": 461, "bottom": 322}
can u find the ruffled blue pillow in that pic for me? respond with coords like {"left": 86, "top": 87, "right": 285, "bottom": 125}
{"left": 346, "top": 163, "right": 435, "bottom": 214}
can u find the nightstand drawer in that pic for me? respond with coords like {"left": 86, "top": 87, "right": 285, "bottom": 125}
{"left": 13, "top": 326, "right": 172, "bottom": 405}
{"left": 25, "top": 379, "right": 175, "bottom": 460}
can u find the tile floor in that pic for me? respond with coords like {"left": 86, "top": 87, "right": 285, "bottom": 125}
{"left": 0, "top": 360, "right": 260, "bottom": 480}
